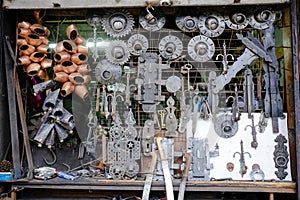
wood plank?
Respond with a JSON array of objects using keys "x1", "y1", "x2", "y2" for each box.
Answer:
[{"x1": 2, "y1": 0, "x2": 290, "y2": 9}]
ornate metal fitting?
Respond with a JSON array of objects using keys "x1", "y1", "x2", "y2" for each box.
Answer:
[
  {"x1": 105, "y1": 40, "x2": 130, "y2": 65},
  {"x1": 250, "y1": 164, "x2": 265, "y2": 181},
  {"x1": 139, "y1": 7, "x2": 166, "y2": 31},
  {"x1": 175, "y1": 16, "x2": 199, "y2": 32},
  {"x1": 142, "y1": 120, "x2": 155, "y2": 156},
  {"x1": 224, "y1": 10, "x2": 249, "y2": 30},
  {"x1": 249, "y1": 8, "x2": 275, "y2": 30},
  {"x1": 244, "y1": 115, "x2": 259, "y2": 149},
  {"x1": 233, "y1": 140, "x2": 251, "y2": 177},
  {"x1": 214, "y1": 113, "x2": 238, "y2": 138},
  {"x1": 158, "y1": 35, "x2": 183, "y2": 60},
  {"x1": 198, "y1": 12, "x2": 225, "y2": 37},
  {"x1": 95, "y1": 59, "x2": 122, "y2": 84},
  {"x1": 127, "y1": 34, "x2": 149, "y2": 56},
  {"x1": 216, "y1": 41, "x2": 234, "y2": 75},
  {"x1": 165, "y1": 75, "x2": 181, "y2": 93},
  {"x1": 243, "y1": 68, "x2": 255, "y2": 119},
  {"x1": 165, "y1": 96, "x2": 178, "y2": 137},
  {"x1": 273, "y1": 134, "x2": 289, "y2": 180},
  {"x1": 101, "y1": 9, "x2": 134, "y2": 38},
  {"x1": 188, "y1": 35, "x2": 215, "y2": 62}
]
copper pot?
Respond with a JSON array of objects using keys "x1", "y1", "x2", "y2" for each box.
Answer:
[
  {"x1": 66, "y1": 24, "x2": 78, "y2": 41},
  {"x1": 19, "y1": 44, "x2": 35, "y2": 56},
  {"x1": 55, "y1": 40, "x2": 77, "y2": 54},
  {"x1": 29, "y1": 52, "x2": 46, "y2": 62},
  {"x1": 18, "y1": 21, "x2": 31, "y2": 29},
  {"x1": 77, "y1": 64, "x2": 91, "y2": 75},
  {"x1": 74, "y1": 84, "x2": 89, "y2": 99},
  {"x1": 37, "y1": 69, "x2": 47, "y2": 80},
  {"x1": 77, "y1": 45, "x2": 89, "y2": 55},
  {"x1": 17, "y1": 55, "x2": 31, "y2": 66},
  {"x1": 53, "y1": 64, "x2": 63, "y2": 73},
  {"x1": 26, "y1": 33, "x2": 43, "y2": 46},
  {"x1": 18, "y1": 28, "x2": 31, "y2": 38},
  {"x1": 37, "y1": 44, "x2": 51, "y2": 54},
  {"x1": 60, "y1": 81, "x2": 75, "y2": 97},
  {"x1": 40, "y1": 36, "x2": 49, "y2": 45},
  {"x1": 25, "y1": 63, "x2": 41, "y2": 76},
  {"x1": 82, "y1": 75, "x2": 92, "y2": 85},
  {"x1": 71, "y1": 53, "x2": 88, "y2": 65},
  {"x1": 54, "y1": 71, "x2": 69, "y2": 83},
  {"x1": 69, "y1": 72, "x2": 84, "y2": 84},
  {"x1": 61, "y1": 61, "x2": 77, "y2": 74},
  {"x1": 40, "y1": 58, "x2": 53, "y2": 69},
  {"x1": 30, "y1": 24, "x2": 50, "y2": 36},
  {"x1": 17, "y1": 39, "x2": 27, "y2": 46},
  {"x1": 75, "y1": 35, "x2": 86, "y2": 45},
  {"x1": 54, "y1": 52, "x2": 71, "y2": 63}
]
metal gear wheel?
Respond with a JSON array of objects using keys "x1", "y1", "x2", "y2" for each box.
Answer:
[
  {"x1": 105, "y1": 40, "x2": 130, "y2": 65},
  {"x1": 175, "y1": 16, "x2": 199, "y2": 32},
  {"x1": 125, "y1": 161, "x2": 139, "y2": 178},
  {"x1": 101, "y1": 9, "x2": 134, "y2": 38},
  {"x1": 109, "y1": 163, "x2": 125, "y2": 180},
  {"x1": 188, "y1": 35, "x2": 215, "y2": 62},
  {"x1": 159, "y1": 35, "x2": 183, "y2": 60},
  {"x1": 224, "y1": 11, "x2": 249, "y2": 30},
  {"x1": 139, "y1": 10, "x2": 166, "y2": 31},
  {"x1": 213, "y1": 113, "x2": 238, "y2": 138},
  {"x1": 95, "y1": 59, "x2": 122, "y2": 84},
  {"x1": 127, "y1": 34, "x2": 149, "y2": 56},
  {"x1": 198, "y1": 12, "x2": 225, "y2": 37},
  {"x1": 249, "y1": 8, "x2": 275, "y2": 30}
]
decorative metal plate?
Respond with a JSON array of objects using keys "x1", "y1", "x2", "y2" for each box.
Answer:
[
  {"x1": 139, "y1": 10, "x2": 166, "y2": 31},
  {"x1": 127, "y1": 34, "x2": 149, "y2": 56},
  {"x1": 249, "y1": 8, "x2": 275, "y2": 30},
  {"x1": 95, "y1": 59, "x2": 122, "y2": 84},
  {"x1": 175, "y1": 16, "x2": 199, "y2": 32},
  {"x1": 213, "y1": 113, "x2": 238, "y2": 138},
  {"x1": 224, "y1": 11, "x2": 249, "y2": 30},
  {"x1": 101, "y1": 9, "x2": 134, "y2": 38},
  {"x1": 159, "y1": 35, "x2": 183, "y2": 60},
  {"x1": 165, "y1": 75, "x2": 181, "y2": 93},
  {"x1": 188, "y1": 35, "x2": 215, "y2": 62},
  {"x1": 198, "y1": 12, "x2": 225, "y2": 37},
  {"x1": 105, "y1": 40, "x2": 130, "y2": 65}
]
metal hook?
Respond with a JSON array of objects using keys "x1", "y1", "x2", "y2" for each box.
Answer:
[{"x1": 43, "y1": 148, "x2": 57, "y2": 165}]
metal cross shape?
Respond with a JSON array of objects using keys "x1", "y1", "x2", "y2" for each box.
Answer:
[
  {"x1": 233, "y1": 140, "x2": 251, "y2": 177},
  {"x1": 216, "y1": 41, "x2": 234, "y2": 75}
]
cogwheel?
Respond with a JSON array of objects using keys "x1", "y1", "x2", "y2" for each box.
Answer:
[
  {"x1": 127, "y1": 34, "x2": 149, "y2": 56},
  {"x1": 95, "y1": 59, "x2": 122, "y2": 84},
  {"x1": 198, "y1": 12, "x2": 225, "y2": 37},
  {"x1": 139, "y1": 9, "x2": 166, "y2": 31},
  {"x1": 224, "y1": 10, "x2": 249, "y2": 30},
  {"x1": 188, "y1": 35, "x2": 215, "y2": 62},
  {"x1": 175, "y1": 16, "x2": 199, "y2": 32},
  {"x1": 249, "y1": 8, "x2": 275, "y2": 30},
  {"x1": 105, "y1": 40, "x2": 130, "y2": 65},
  {"x1": 101, "y1": 9, "x2": 134, "y2": 38},
  {"x1": 159, "y1": 35, "x2": 183, "y2": 60}
]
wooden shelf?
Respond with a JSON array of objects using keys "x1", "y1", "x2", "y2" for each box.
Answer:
[{"x1": 10, "y1": 179, "x2": 296, "y2": 194}]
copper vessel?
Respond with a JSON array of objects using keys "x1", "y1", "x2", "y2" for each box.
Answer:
[
  {"x1": 55, "y1": 40, "x2": 77, "y2": 54},
  {"x1": 77, "y1": 45, "x2": 89, "y2": 55},
  {"x1": 40, "y1": 36, "x2": 49, "y2": 45},
  {"x1": 29, "y1": 52, "x2": 46, "y2": 62},
  {"x1": 82, "y1": 75, "x2": 92, "y2": 85},
  {"x1": 75, "y1": 35, "x2": 86, "y2": 45},
  {"x1": 66, "y1": 24, "x2": 78, "y2": 41},
  {"x1": 18, "y1": 21, "x2": 31, "y2": 29},
  {"x1": 69, "y1": 72, "x2": 84, "y2": 84},
  {"x1": 54, "y1": 71, "x2": 69, "y2": 83},
  {"x1": 77, "y1": 64, "x2": 91, "y2": 75},
  {"x1": 61, "y1": 61, "x2": 77, "y2": 74},
  {"x1": 26, "y1": 33, "x2": 43, "y2": 46},
  {"x1": 74, "y1": 85, "x2": 89, "y2": 99},
  {"x1": 17, "y1": 39, "x2": 27, "y2": 46},
  {"x1": 40, "y1": 58, "x2": 53, "y2": 69},
  {"x1": 18, "y1": 28, "x2": 31, "y2": 38},
  {"x1": 71, "y1": 53, "x2": 88, "y2": 65},
  {"x1": 54, "y1": 52, "x2": 71, "y2": 63},
  {"x1": 25, "y1": 63, "x2": 41, "y2": 76},
  {"x1": 37, "y1": 69, "x2": 47, "y2": 80},
  {"x1": 60, "y1": 81, "x2": 75, "y2": 97},
  {"x1": 30, "y1": 24, "x2": 50, "y2": 36},
  {"x1": 17, "y1": 55, "x2": 31, "y2": 66},
  {"x1": 19, "y1": 44, "x2": 35, "y2": 56},
  {"x1": 37, "y1": 44, "x2": 51, "y2": 54}
]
